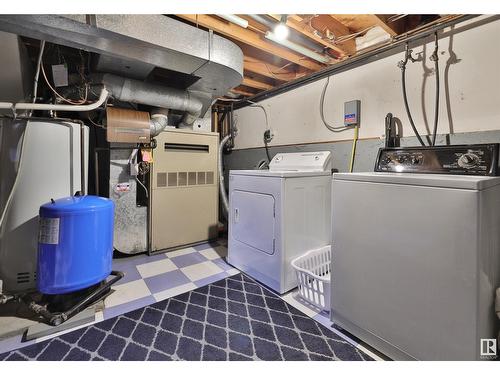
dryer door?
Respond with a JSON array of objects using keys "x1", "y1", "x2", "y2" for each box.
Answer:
[{"x1": 231, "y1": 190, "x2": 275, "y2": 255}]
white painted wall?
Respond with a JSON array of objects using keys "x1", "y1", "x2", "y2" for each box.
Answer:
[{"x1": 233, "y1": 16, "x2": 500, "y2": 150}]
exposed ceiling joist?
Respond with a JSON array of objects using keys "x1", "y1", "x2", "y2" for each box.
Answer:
[
  {"x1": 375, "y1": 15, "x2": 407, "y2": 35},
  {"x1": 305, "y1": 15, "x2": 357, "y2": 56},
  {"x1": 176, "y1": 14, "x2": 325, "y2": 71},
  {"x1": 333, "y1": 14, "x2": 398, "y2": 36},
  {"x1": 230, "y1": 87, "x2": 255, "y2": 97},
  {"x1": 242, "y1": 77, "x2": 273, "y2": 91},
  {"x1": 269, "y1": 14, "x2": 347, "y2": 59},
  {"x1": 243, "y1": 55, "x2": 306, "y2": 82},
  {"x1": 202, "y1": 13, "x2": 457, "y2": 106}
]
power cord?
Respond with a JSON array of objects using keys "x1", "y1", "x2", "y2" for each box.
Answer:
[
  {"x1": 246, "y1": 100, "x2": 273, "y2": 163},
  {"x1": 263, "y1": 129, "x2": 273, "y2": 163}
]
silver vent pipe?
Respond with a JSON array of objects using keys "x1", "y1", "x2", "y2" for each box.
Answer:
[
  {"x1": 149, "y1": 108, "x2": 169, "y2": 137},
  {"x1": 96, "y1": 74, "x2": 203, "y2": 127}
]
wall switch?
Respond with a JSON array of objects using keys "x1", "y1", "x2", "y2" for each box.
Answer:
[{"x1": 344, "y1": 100, "x2": 361, "y2": 127}]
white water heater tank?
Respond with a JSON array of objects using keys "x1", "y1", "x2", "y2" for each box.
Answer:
[{"x1": 0, "y1": 119, "x2": 88, "y2": 293}]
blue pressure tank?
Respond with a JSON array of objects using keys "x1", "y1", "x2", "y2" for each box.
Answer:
[{"x1": 37, "y1": 195, "x2": 114, "y2": 295}]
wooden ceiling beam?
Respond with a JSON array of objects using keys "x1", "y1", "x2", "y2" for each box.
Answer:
[
  {"x1": 176, "y1": 14, "x2": 325, "y2": 71},
  {"x1": 243, "y1": 55, "x2": 307, "y2": 82},
  {"x1": 242, "y1": 77, "x2": 274, "y2": 91},
  {"x1": 375, "y1": 15, "x2": 407, "y2": 35},
  {"x1": 371, "y1": 15, "x2": 398, "y2": 36},
  {"x1": 332, "y1": 14, "x2": 398, "y2": 36},
  {"x1": 269, "y1": 14, "x2": 348, "y2": 59},
  {"x1": 230, "y1": 88, "x2": 255, "y2": 97},
  {"x1": 305, "y1": 15, "x2": 357, "y2": 56}
]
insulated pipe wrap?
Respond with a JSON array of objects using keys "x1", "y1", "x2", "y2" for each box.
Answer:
[
  {"x1": 99, "y1": 74, "x2": 203, "y2": 125},
  {"x1": 150, "y1": 108, "x2": 169, "y2": 137}
]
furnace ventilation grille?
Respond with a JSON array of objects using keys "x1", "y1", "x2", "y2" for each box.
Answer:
[
  {"x1": 157, "y1": 171, "x2": 216, "y2": 188},
  {"x1": 157, "y1": 173, "x2": 167, "y2": 187},
  {"x1": 206, "y1": 171, "x2": 214, "y2": 184},
  {"x1": 198, "y1": 172, "x2": 206, "y2": 185},
  {"x1": 16, "y1": 272, "x2": 31, "y2": 284}
]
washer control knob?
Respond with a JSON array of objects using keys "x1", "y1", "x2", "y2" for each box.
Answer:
[{"x1": 458, "y1": 153, "x2": 479, "y2": 168}]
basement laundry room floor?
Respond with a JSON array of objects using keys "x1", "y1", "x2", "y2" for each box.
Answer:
[{"x1": 0, "y1": 239, "x2": 381, "y2": 361}]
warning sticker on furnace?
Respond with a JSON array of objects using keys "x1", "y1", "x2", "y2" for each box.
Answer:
[{"x1": 38, "y1": 217, "x2": 60, "y2": 245}]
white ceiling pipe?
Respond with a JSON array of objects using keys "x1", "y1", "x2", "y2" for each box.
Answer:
[
  {"x1": 13, "y1": 88, "x2": 109, "y2": 112},
  {"x1": 265, "y1": 31, "x2": 332, "y2": 64},
  {"x1": 0, "y1": 103, "x2": 14, "y2": 110},
  {"x1": 216, "y1": 14, "x2": 249, "y2": 29}
]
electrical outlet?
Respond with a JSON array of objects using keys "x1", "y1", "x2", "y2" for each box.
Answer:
[{"x1": 264, "y1": 129, "x2": 274, "y2": 143}]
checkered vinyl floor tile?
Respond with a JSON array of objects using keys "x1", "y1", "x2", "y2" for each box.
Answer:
[{"x1": 0, "y1": 273, "x2": 373, "y2": 361}]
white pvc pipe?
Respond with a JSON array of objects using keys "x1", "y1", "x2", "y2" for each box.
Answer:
[
  {"x1": 32, "y1": 40, "x2": 46, "y2": 105},
  {"x1": 14, "y1": 88, "x2": 109, "y2": 112},
  {"x1": 0, "y1": 103, "x2": 14, "y2": 110}
]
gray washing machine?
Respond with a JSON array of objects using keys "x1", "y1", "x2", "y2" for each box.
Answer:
[{"x1": 331, "y1": 145, "x2": 500, "y2": 360}]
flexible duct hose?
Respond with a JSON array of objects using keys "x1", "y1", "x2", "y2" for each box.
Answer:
[{"x1": 219, "y1": 135, "x2": 231, "y2": 218}]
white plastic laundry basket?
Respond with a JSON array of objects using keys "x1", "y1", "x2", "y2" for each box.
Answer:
[{"x1": 291, "y1": 245, "x2": 331, "y2": 311}]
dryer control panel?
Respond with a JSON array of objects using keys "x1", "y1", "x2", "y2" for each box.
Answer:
[
  {"x1": 375, "y1": 144, "x2": 499, "y2": 175},
  {"x1": 269, "y1": 151, "x2": 332, "y2": 172}
]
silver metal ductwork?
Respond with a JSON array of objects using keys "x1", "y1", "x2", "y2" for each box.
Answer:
[
  {"x1": 150, "y1": 109, "x2": 169, "y2": 137},
  {"x1": 98, "y1": 73, "x2": 201, "y2": 127},
  {"x1": 0, "y1": 14, "x2": 244, "y2": 120}
]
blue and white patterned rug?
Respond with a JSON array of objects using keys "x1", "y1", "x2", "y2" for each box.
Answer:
[{"x1": 0, "y1": 273, "x2": 372, "y2": 361}]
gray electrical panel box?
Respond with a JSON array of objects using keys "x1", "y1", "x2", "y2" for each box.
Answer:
[{"x1": 344, "y1": 100, "x2": 361, "y2": 126}]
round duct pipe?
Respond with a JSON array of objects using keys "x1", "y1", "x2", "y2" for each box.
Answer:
[
  {"x1": 97, "y1": 74, "x2": 203, "y2": 126},
  {"x1": 150, "y1": 108, "x2": 169, "y2": 137}
]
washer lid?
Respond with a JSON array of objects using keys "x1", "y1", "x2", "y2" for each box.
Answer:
[{"x1": 333, "y1": 172, "x2": 500, "y2": 190}]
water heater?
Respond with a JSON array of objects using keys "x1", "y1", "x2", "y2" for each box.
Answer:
[{"x1": 0, "y1": 118, "x2": 88, "y2": 294}]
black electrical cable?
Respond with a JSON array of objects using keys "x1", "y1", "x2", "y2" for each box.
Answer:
[
  {"x1": 401, "y1": 59, "x2": 426, "y2": 146},
  {"x1": 431, "y1": 32, "x2": 440, "y2": 146},
  {"x1": 264, "y1": 136, "x2": 272, "y2": 163}
]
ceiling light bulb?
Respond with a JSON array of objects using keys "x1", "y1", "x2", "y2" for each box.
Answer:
[{"x1": 273, "y1": 23, "x2": 289, "y2": 40}]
